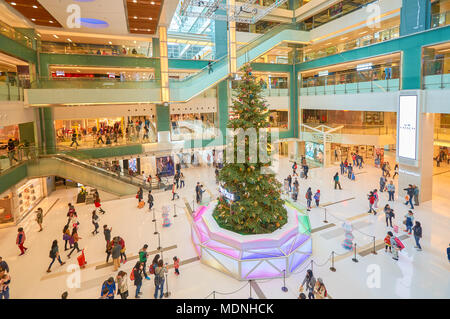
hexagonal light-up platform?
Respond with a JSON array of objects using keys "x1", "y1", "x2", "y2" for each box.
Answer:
[{"x1": 190, "y1": 201, "x2": 312, "y2": 280}]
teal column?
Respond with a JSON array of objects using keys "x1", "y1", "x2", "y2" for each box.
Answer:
[
  {"x1": 400, "y1": 0, "x2": 431, "y2": 36},
  {"x1": 402, "y1": 46, "x2": 422, "y2": 90},
  {"x1": 291, "y1": 64, "x2": 298, "y2": 138},
  {"x1": 152, "y1": 38, "x2": 160, "y2": 58},
  {"x1": 214, "y1": 1, "x2": 228, "y2": 59},
  {"x1": 40, "y1": 107, "x2": 56, "y2": 152},
  {"x1": 217, "y1": 80, "x2": 229, "y2": 146},
  {"x1": 289, "y1": 0, "x2": 300, "y2": 10},
  {"x1": 156, "y1": 104, "x2": 170, "y2": 132}
]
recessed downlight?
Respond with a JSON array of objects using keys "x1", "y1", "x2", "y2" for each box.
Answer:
[
  {"x1": 32, "y1": 5, "x2": 38, "y2": 8},
  {"x1": 31, "y1": 18, "x2": 36, "y2": 21},
  {"x1": 11, "y1": 2, "x2": 17, "y2": 6},
  {"x1": 53, "y1": 34, "x2": 59, "y2": 38},
  {"x1": 49, "y1": 20, "x2": 54, "y2": 23}
]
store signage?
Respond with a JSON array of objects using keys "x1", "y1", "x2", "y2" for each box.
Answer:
[
  {"x1": 356, "y1": 63, "x2": 373, "y2": 71},
  {"x1": 398, "y1": 95, "x2": 417, "y2": 160},
  {"x1": 318, "y1": 70, "x2": 329, "y2": 77},
  {"x1": 56, "y1": 71, "x2": 65, "y2": 77}
]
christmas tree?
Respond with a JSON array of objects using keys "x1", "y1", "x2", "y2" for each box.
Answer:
[{"x1": 213, "y1": 64, "x2": 287, "y2": 234}]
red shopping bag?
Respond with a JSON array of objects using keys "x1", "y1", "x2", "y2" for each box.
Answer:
[
  {"x1": 77, "y1": 249, "x2": 87, "y2": 268},
  {"x1": 94, "y1": 201, "x2": 101, "y2": 208},
  {"x1": 393, "y1": 225, "x2": 399, "y2": 233}
]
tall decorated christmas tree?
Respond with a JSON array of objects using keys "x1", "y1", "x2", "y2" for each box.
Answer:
[{"x1": 213, "y1": 64, "x2": 287, "y2": 234}]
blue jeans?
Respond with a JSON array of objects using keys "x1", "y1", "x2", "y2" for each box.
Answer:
[
  {"x1": 406, "y1": 223, "x2": 413, "y2": 233},
  {"x1": 388, "y1": 191, "x2": 394, "y2": 201},
  {"x1": 48, "y1": 256, "x2": 63, "y2": 270},
  {"x1": 135, "y1": 283, "x2": 142, "y2": 298},
  {"x1": 414, "y1": 236, "x2": 422, "y2": 249},
  {"x1": 0, "y1": 287, "x2": 9, "y2": 299},
  {"x1": 154, "y1": 280, "x2": 164, "y2": 299},
  {"x1": 307, "y1": 199, "x2": 311, "y2": 208},
  {"x1": 405, "y1": 197, "x2": 414, "y2": 209}
]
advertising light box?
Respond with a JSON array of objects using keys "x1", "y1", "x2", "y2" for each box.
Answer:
[{"x1": 398, "y1": 95, "x2": 418, "y2": 161}]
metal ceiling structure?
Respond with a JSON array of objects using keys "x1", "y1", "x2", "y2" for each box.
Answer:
[{"x1": 179, "y1": 0, "x2": 288, "y2": 24}]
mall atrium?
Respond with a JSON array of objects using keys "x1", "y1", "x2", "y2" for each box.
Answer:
[{"x1": 0, "y1": 0, "x2": 449, "y2": 301}]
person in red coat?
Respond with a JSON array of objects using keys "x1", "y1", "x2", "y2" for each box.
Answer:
[
  {"x1": 16, "y1": 227, "x2": 27, "y2": 256},
  {"x1": 118, "y1": 236, "x2": 127, "y2": 264}
]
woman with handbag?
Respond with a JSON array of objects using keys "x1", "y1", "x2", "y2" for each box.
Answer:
[
  {"x1": 137, "y1": 187, "x2": 143, "y2": 205},
  {"x1": 67, "y1": 228, "x2": 82, "y2": 259},
  {"x1": 118, "y1": 236, "x2": 127, "y2": 264},
  {"x1": 116, "y1": 271, "x2": 128, "y2": 299},
  {"x1": 299, "y1": 269, "x2": 316, "y2": 299},
  {"x1": 92, "y1": 210, "x2": 99, "y2": 235}
]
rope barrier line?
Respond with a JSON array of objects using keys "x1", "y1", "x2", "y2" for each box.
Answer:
[
  {"x1": 204, "y1": 281, "x2": 250, "y2": 298},
  {"x1": 322, "y1": 207, "x2": 376, "y2": 239}
]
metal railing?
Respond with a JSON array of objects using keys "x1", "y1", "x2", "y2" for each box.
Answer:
[
  {"x1": 301, "y1": 123, "x2": 396, "y2": 136},
  {"x1": 0, "y1": 77, "x2": 24, "y2": 101},
  {"x1": 431, "y1": 10, "x2": 450, "y2": 28},
  {"x1": 0, "y1": 19, "x2": 34, "y2": 49},
  {"x1": 30, "y1": 76, "x2": 161, "y2": 90}
]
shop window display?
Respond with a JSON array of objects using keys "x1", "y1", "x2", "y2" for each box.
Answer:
[
  {"x1": 269, "y1": 110, "x2": 289, "y2": 129},
  {"x1": 170, "y1": 113, "x2": 217, "y2": 141}
]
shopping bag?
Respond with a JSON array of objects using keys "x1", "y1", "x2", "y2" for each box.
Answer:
[
  {"x1": 77, "y1": 249, "x2": 87, "y2": 268},
  {"x1": 393, "y1": 225, "x2": 399, "y2": 233},
  {"x1": 138, "y1": 201, "x2": 145, "y2": 209},
  {"x1": 94, "y1": 201, "x2": 101, "y2": 208},
  {"x1": 394, "y1": 237, "x2": 405, "y2": 250}
]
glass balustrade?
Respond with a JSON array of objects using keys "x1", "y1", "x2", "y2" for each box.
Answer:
[
  {"x1": 299, "y1": 25, "x2": 400, "y2": 63},
  {"x1": 423, "y1": 57, "x2": 450, "y2": 89},
  {"x1": 0, "y1": 20, "x2": 34, "y2": 49},
  {"x1": 39, "y1": 41, "x2": 152, "y2": 58},
  {"x1": 299, "y1": 65, "x2": 400, "y2": 96},
  {"x1": 0, "y1": 77, "x2": 24, "y2": 101},
  {"x1": 434, "y1": 124, "x2": 450, "y2": 141},
  {"x1": 30, "y1": 77, "x2": 161, "y2": 90},
  {"x1": 301, "y1": 123, "x2": 396, "y2": 136},
  {"x1": 431, "y1": 10, "x2": 450, "y2": 28}
]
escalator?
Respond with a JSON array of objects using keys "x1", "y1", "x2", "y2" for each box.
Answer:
[
  {"x1": 0, "y1": 152, "x2": 169, "y2": 197},
  {"x1": 169, "y1": 24, "x2": 309, "y2": 102}
]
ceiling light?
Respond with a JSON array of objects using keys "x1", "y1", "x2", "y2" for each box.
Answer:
[
  {"x1": 133, "y1": 0, "x2": 137, "y2": 2},
  {"x1": 11, "y1": 2, "x2": 16, "y2": 6},
  {"x1": 31, "y1": 18, "x2": 36, "y2": 21},
  {"x1": 151, "y1": 1, "x2": 155, "y2": 4},
  {"x1": 109, "y1": 41, "x2": 112, "y2": 44},
  {"x1": 359, "y1": 31, "x2": 368, "y2": 35},
  {"x1": 134, "y1": 16, "x2": 137, "y2": 19},
  {"x1": 49, "y1": 20, "x2": 54, "y2": 23},
  {"x1": 53, "y1": 34, "x2": 59, "y2": 38},
  {"x1": 67, "y1": 38, "x2": 72, "y2": 42},
  {"x1": 134, "y1": 28, "x2": 138, "y2": 30},
  {"x1": 147, "y1": 29, "x2": 151, "y2": 31},
  {"x1": 33, "y1": 5, "x2": 38, "y2": 8},
  {"x1": 134, "y1": 40, "x2": 137, "y2": 43},
  {"x1": 148, "y1": 17, "x2": 152, "y2": 20}
]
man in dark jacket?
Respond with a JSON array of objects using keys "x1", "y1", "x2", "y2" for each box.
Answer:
[
  {"x1": 0, "y1": 257, "x2": 9, "y2": 273},
  {"x1": 404, "y1": 185, "x2": 415, "y2": 209},
  {"x1": 134, "y1": 262, "x2": 143, "y2": 298}
]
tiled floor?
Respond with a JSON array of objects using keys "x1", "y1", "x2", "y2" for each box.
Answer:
[{"x1": 0, "y1": 156, "x2": 449, "y2": 299}]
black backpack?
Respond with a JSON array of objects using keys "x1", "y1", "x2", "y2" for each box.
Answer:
[{"x1": 49, "y1": 248, "x2": 56, "y2": 259}]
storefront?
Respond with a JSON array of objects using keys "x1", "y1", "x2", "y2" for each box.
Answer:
[
  {"x1": 170, "y1": 112, "x2": 217, "y2": 141},
  {"x1": 0, "y1": 177, "x2": 46, "y2": 227}
]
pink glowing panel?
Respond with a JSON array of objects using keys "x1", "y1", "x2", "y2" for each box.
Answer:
[
  {"x1": 193, "y1": 206, "x2": 207, "y2": 222},
  {"x1": 279, "y1": 235, "x2": 297, "y2": 256},
  {"x1": 204, "y1": 239, "x2": 240, "y2": 259},
  {"x1": 241, "y1": 248, "x2": 284, "y2": 260},
  {"x1": 191, "y1": 229, "x2": 202, "y2": 257},
  {"x1": 243, "y1": 260, "x2": 283, "y2": 279}
]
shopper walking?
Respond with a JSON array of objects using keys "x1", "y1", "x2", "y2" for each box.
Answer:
[
  {"x1": 379, "y1": 175, "x2": 386, "y2": 192},
  {"x1": 100, "y1": 277, "x2": 116, "y2": 299},
  {"x1": 16, "y1": 227, "x2": 27, "y2": 256},
  {"x1": 412, "y1": 221, "x2": 422, "y2": 251},
  {"x1": 35, "y1": 207, "x2": 44, "y2": 232},
  {"x1": 303, "y1": 164, "x2": 309, "y2": 179},
  {"x1": 116, "y1": 271, "x2": 129, "y2": 299},
  {"x1": 299, "y1": 269, "x2": 316, "y2": 299},
  {"x1": 180, "y1": 173, "x2": 185, "y2": 188},
  {"x1": 111, "y1": 238, "x2": 122, "y2": 271},
  {"x1": 94, "y1": 191, "x2": 106, "y2": 214},
  {"x1": 173, "y1": 256, "x2": 180, "y2": 276},
  {"x1": 47, "y1": 240, "x2": 65, "y2": 273},
  {"x1": 154, "y1": 259, "x2": 168, "y2": 299},
  {"x1": 404, "y1": 184, "x2": 415, "y2": 209},
  {"x1": 103, "y1": 225, "x2": 112, "y2": 249},
  {"x1": 70, "y1": 131, "x2": 79, "y2": 147},
  {"x1": 138, "y1": 244, "x2": 151, "y2": 280},
  {"x1": 118, "y1": 236, "x2": 127, "y2": 264},
  {"x1": 292, "y1": 162, "x2": 298, "y2": 176},
  {"x1": 133, "y1": 261, "x2": 144, "y2": 298},
  {"x1": 368, "y1": 192, "x2": 376, "y2": 214},
  {"x1": 340, "y1": 161, "x2": 344, "y2": 175},
  {"x1": 171, "y1": 182, "x2": 179, "y2": 201},
  {"x1": 384, "y1": 232, "x2": 392, "y2": 253},
  {"x1": 386, "y1": 180, "x2": 395, "y2": 201},
  {"x1": 137, "y1": 187, "x2": 143, "y2": 204},
  {"x1": 413, "y1": 185, "x2": 420, "y2": 206},
  {"x1": 207, "y1": 61, "x2": 213, "y2": 74},
  {"x1": 63, "y1": 225, "x2": 72, "y2": 251},
  {"x1": 67, "y1": 228, "x2": 82, "y2": 258},
  {"x1": 383, "y1": 204, "x2": 394, "y2": 227},
  {"x1": 404, "y1": 210, "x2": 414, "y2": 235},
  {"x1": 314, "y1": 190, "x2": 320, "y2": 207},
  {"x1": 7, "y1": 138, "x2": 18, "y2": 166},
  {"x1": 105, "y1": 240, "x2": 113, "y2": 263},
  {"x1": 305, "y1": 188, "x2": 312, "y2": 211},
  {"x1": 389, "y1": 231, "x2": 400, "y2": 261},
  {"x1": 287, "y1": 175, "x2": 292, "y2": 192},
  {"x1": 92, "y1": 210, "x2": 99, "y2": 235},
  {"x1": 333, "y1": 173, "x2": 342, "y2": 190},
  {"x1": 147, "y1": 190, "x2": 154, "y2": 210}
]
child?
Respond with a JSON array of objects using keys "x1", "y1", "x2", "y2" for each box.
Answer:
[
  {"x1": 384, "y1": 233, "x2": 392, "y2": 253},
  {"x1": 173, "y1": 256, "x2": 180, "y2": 276},
  {"x1": 314, "y1": 190, "x2": 320, "y2": 207}
]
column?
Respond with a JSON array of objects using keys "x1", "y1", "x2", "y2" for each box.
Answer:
[
  {"x1": 159, "y1": 26, "x2": 169, "y2": 102},
  {"x1": 156, "y1": 104, "x2": 170, "y2": 143},
  {"x1": 400, "y1": 0, "x2": 431, "y2": 36},
  {"x1": 397, "y1": 92, "x2": 434, "y2": 203},
  {"x1": 39, "y1": 107, "x2": 56, "y2": 153},
  {"x1": 228, "y1": 0, "x2": 237, "y2": 75},
  {"x1": 214, "y1": 1, "x2": 228, "y2": 59}
]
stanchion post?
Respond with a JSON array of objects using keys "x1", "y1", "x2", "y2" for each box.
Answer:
[
  {"x1": 352, "y1": 243, "x2": 359, "y2": 263},
  {"x1": 213, "y1": 291, "x2": 216, "y2": 299},
  {"x1": 157, "y1": 232, "x2": 162, "y2": 251},
  {"x1": 248, "y1": 280, "x2": 253, "y2": 299},
  {"x1": 329, "y1": 251, "x2": 336, "y2": 272},
  {"x1": 281, "y1": 269, "x2": 288, "y2": 292},
  {"x1": 372, "y1": 236, "x2": 377, "y2": 255},
  {"x1": 310, "y1": 259, "x2": 313, "y2": 272},
  {"x1": 153, "y1": 218, "x2": 158, "y2": 235},
  {"x1": 164, "y1": 273, "x2": 171, "y2": 298},
  {"x1": 173, "y1": 204, "x2": 177, "y2": 218},
  {"x1": 152, "y1": 208, "x2": 156, "y2": 222},
  {"x1": 323, "y1": 207, "x2": 328, "y2": 223}
]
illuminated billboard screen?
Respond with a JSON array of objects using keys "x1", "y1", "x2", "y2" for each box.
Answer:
[{"x1": 398, "y1": 95, "x2": 417, "y2": 160}]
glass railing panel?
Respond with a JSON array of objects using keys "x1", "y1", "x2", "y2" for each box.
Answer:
[
  {"x1": 431, "y1": 11, "x2": 450, "y2": 28},
  {"x1": 30, "y1": 77, "x2": 161, "y2": 90},
  {"x1": 0, "y1": 20, "x2": 34, "y2": 49},
  {"x1": 39, "y1": 41, "x2": 152, "y2": 58},
  {"x1": 0, "y1": 79, "x2": 24, "y2": 101},
  {"x1": 423, "y1": 58, "x2": 450, "y2": 89}
]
